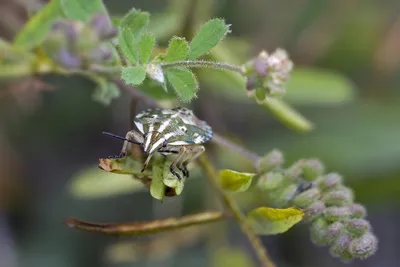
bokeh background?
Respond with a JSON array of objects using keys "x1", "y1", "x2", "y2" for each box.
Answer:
[{"x1": 1, "y1": 0, "x2": 400, "y2": 266}]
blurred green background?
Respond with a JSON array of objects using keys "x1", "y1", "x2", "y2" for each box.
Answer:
[{"x1": 1, "y1": 0, "x2": 400, "y2": 266}]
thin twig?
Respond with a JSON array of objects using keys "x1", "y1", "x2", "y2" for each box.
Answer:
[
  {"x1": 198, "y1": 156, "x2": 276, "y2": 267},
  {"x1": 212, "y1": 133, "x2": 260, "y2": 163},
  {"x1": 66, "y1": 211, "x2": 226, "y2": 235}
]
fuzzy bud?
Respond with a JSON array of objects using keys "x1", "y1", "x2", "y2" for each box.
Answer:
[
  {"x1": 316, "y1": 173, "x2": 342, "y2": 191},
  {"x1": 90, "y1": 13, "x2": 118, "y2": 40},
  {"x1": 257, "y1": 149, "x2": 284, "y2": 173},
  {"x1": 246, "y1": 75, "x2": 257, "y2": 91},
  {"x1": 293, "y1": 187, "x2": 320, "y2": 208},
  {"x1": 284, "y1": 162, "x2": 303, "y2": 181},
  {"x1": 310, "y1": 218, "x2": 328, "y2": 246},
  {"x1": 56, "y1": 49, "x2": 81, "y2": 68},
  {"x1": 324, "y1": 222, "x2": 344, "y2": 245},
  {"x1": 87, "y1": 44, "x2": 113, "y2": 62},
  {"x1": 329, "y1": 233, "x2": 352, "y2": 258},
  {"x1": 345, "y1": 219, "x2": 371, "y2": 237},
  {"x1": 274, "y1": 184, "x2": 298, "y2": 207},
  {"x1": 257, "y1": 172, "x2": 284, "y2": 191},
  {"x1": 321, "y1": 187, "x2": 354, "y2": 206},
  {"x1": 324, "y1": 206, "x2": 352, "y2": 222},
  {"x1": 348, "y1": 233, "x2": 378, "y2": 259},
  {"x1": 348, "y1": 203, "x2": 367, "y2": 219},
  {"x1": 300, "y1": 159, "x2": 324, "y2": 181},
  {"x1": 304, "y1": 200, "x2": 325, "y2": 222}
]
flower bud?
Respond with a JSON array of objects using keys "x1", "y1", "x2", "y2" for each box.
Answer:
[
  {"x1": 56, "y1": 49, "x2": 81, "y2": 68},
  {"x1": 87, "y1": 44, "x2": 113, "y2": 62},
  {"x1": 293, "y1": 187, "x2": 320, "y2": 208},
  {"x1": 90, "y1": 13, "x2": 118, "y2": 40},
  {"x1": 329, "y1": 233, "x2": 352, "y2": 258},
  {"x1": 324, "y1": 206, "x2": 351, "y2": 222},
  {"x1": 348, "y1": 233, "x2": 378, "y2": 259},
  {"x1": 274, "y1": 184, "x2": 298, "y2": 207},
  {"x1": 300, "y1": 159, "x2": 324, "y2": 181},
  {"x1": 321, "y1": 187, "x2": 354, "y2": 206},
  {"x1": 324, "y1": 222, "x2": 344, "y2": 246},
  {"x1": 304, "y1": 200, "x2": 325, "y2": 222},
  {"x1": 245, "y1": 75, "x2": 257, "y2": 91},
  {"x1": 316, "y1": 173, "x2": 342, "y2": 191},
  {"x1": 310, "y1": 218, "x2": 328, "y2": 246},
  {"x1": 256, "y1": 172, "x2": 284, "y2": 190},
  {"x1": 284, "y1": 162, "x2": 303, "y2": 181},
  {"x1": 345, "y1": 219, "x2": 370, "y2": 237},
  {"x1": 257, "y1": 149, "x2": 284, "y2": 173},
  {"x1": 348, "y1": 203, "x2": 367, "y2": 219},
  {"x1": 253, "y1": 56, "x2": 268, "y2": 77},
  {"x1": 255, "y1": 87, "x2": 266, "y2": 101}
]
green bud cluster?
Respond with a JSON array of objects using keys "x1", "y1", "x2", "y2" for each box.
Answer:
[
  {"x1": 256, "y1": 151, "x2": 378, "y2": 262},
  {"x1": 244, "y1": 49, "x2": 293, "y2": 102},
  {"x1": 42, "y1": 13, "x2": 118, "y2": 69}
]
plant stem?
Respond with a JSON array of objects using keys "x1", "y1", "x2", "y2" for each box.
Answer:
[
  {"x1": 198, "y1": 156, "x2": 276, "y2": 267},
  {"x1": 212, "y1": 133, "x2": 261, "y2": 163},
  {"x1": 161, "y1": 60, "x2": 245, "y2": 74},
  {"x1": 66, "y1": 211, "x2": 226, "y2": 235}
]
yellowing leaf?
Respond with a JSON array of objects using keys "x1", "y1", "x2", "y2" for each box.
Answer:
[
  {"x1": 69, "y1": 166, "x2": 144, "y2": 199},
  {"x1": 219, "y1": 169, "x2": 255, "y2": 192},
  {"x1": 247, "y1": 207, "x2": 304, "y2": 235},
  {"x1": 98, "y1": 157, "x2": 146, "y2": 175}
]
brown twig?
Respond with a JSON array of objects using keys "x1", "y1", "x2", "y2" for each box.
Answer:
[
  {"x1": 198, "y1": 156, "x2": 276, "y2": 267},
  {"x1": 66, "y1": 211, "x2": 226, "y2": 235}
]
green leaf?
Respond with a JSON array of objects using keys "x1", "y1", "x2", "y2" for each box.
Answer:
[
  {"x1": 121, "y1": 66, "x2": 147, "y2": 85},
  {"x1": 286, "y1": 68, "x2": 355, "y2": 105},
  {"x1": 69, "y1": 167, "x2": 144, "y2": 199},
  {"x1": 219, "y1": 169, "x2": 255, "y2": 192},
  {"x1": 247, "y1": 207, "x2": 304, "y2": 235},
  {"x1": 166, "y1": 69, "x2": 198, "y2": 102},
  {"x1": 91, "y1": 78, "x2": 120, "y2": 105},
  {"x1": 60, "y1": 0, "x2": 107, "y2": 21},
  {"x1": 120, "y1": 8, "x2": 150, "y2": 37},
  {"x1": 187, "y1": 18, "x2": 230, "y2": 60},
  {"x1": 139, "y1": 32, "x2": 155, "y2": 64},
  {"x1": 13, "y1": 0, "x2": 64, "y2": 49},
  {"x1": 163, "y1": 37, "x2": 189, "y2": 62},
  {"x1": 118, "y1": 27, "x2": 139, "y2": 64},
  {"x1": 150, "y1": 154, "x2": 166, "y2": 201}
]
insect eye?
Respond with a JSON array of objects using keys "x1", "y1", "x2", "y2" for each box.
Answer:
[
  {"x1": 180, "y1": 126, "x2": 187, "y2": 133},
  {"x1": 162, "y1": 140, "x2": 168, "y2": 147}
]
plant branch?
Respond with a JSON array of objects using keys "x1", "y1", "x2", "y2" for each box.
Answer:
[
  {"x1": 198, "y1": 156, "x2": 276, "y2": 267},
  {"x1": 66, "y1": 211, "x2": 226, "y2": 235},
  {"x1": 161, "y1": 60, "x2": 245, "y2": 74}
]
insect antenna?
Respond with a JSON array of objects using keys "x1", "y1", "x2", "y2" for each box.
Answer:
[{"x1": 102, "y1": 131, "x2": 141, "y2": 145}]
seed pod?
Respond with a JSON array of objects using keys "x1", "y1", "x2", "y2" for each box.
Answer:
[{"x1": 348, "y1": 233, "x2": 378, "y2": 259}]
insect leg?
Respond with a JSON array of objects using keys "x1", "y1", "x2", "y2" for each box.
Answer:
[
  {"x1": 169, "y1": 146, "x2": 187, "y2": 180},
  {"x1": 179, "y1": 146, "x2": 205, "y2": 178},
  {"x1": 105, "y1": 130, "x2": 143, "y2": 159}
]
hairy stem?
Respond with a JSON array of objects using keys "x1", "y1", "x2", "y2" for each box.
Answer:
[
  {"x1": 198, "y1": 156, "x2": 276, "y2": 267},
  {"x1": 66, "y1": 211, "x2": 226, "y2": 235},
  {"x1": 161, "y1": 60, "x2": 245, "y2": 74}
]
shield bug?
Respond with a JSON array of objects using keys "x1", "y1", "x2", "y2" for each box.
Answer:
[{"x1": 104, "y1": 107, "x2": 213, "y2": 179}]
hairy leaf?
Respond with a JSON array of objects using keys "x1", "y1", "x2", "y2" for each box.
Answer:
[
  {"x1": 139, "y1": 32, "x2": 155, "y2": 64},
  {"x1": 121, "y1": 66, "x2": 147, "y2": 85},
  {"x1": 163, "y1": 37, "x2": 189, "y2": 62},
  {"x1": 13, "y1": 0, "x2": 64, "y2": 49},
  {"x1": 187, "y1": 18, "x2": 230, "y2": 60},
  {"x1": 118, "y1": 28, "x2": 139, "y2": 64},
  {"x1": 247, "y1": 207, "x2": 304, "y2": 235},
  {"x1": 60, "y1": 0, "x2": 107, "y2": 21},
  {"x1": 219, "y1": 169, "x2": 255, "y2": 192},
  {"x1": 120, "y1": 8, "x2": 149, "y2": 37},
  {"x1": 166, "y1": 69, "x2": 198, "y2": 102},
  {"x1": 69, "y1": 166, "x2": 144, "y2": 199}
]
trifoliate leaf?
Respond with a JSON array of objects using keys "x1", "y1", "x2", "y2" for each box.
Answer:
[
  {"x1": 121, "y1": 66, "x2": 147, "y2": 85},
  {"x1": 139, "y1": 32, "x2": 155, "y2": 64},
  {"x1": 219, "y1": 169, "x2": 255, "y2": 192},
  {"x1": 163, "y1": 37, "x2": 189, "y2": 62},
  {"x1": 120, "y1": 8, "x2": 149, "y2": 37},
  {"x1": 247, "y1": 207, "x2": 304, "y2": 235},
  {"x1": 187, "y1": 18, "x2": 230, "y2": 60},
  {"x1": 60, "y1": 0, "x2": 107, "y2": 21},
  {"x1": 118, "y1": 28, "x2": 139, "y2": 64},
  {"x1": 166, "y1": 68, "x2": 198, "y2": 102}
]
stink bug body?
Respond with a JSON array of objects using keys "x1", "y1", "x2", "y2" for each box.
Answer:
[{"x1": 104, "y1": 107, "x2": 213, "y2": 179}]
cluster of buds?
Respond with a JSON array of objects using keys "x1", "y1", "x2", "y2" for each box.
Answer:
[
  {"x1": 42, "y1": 13, "x2": 118, "y2": 69},
  {"x1": 244, "y1": 49, "x2": 293, "y2": 101},
  {"x1": 256, "y1": 150, "x2": 378, "y2": 262}
]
